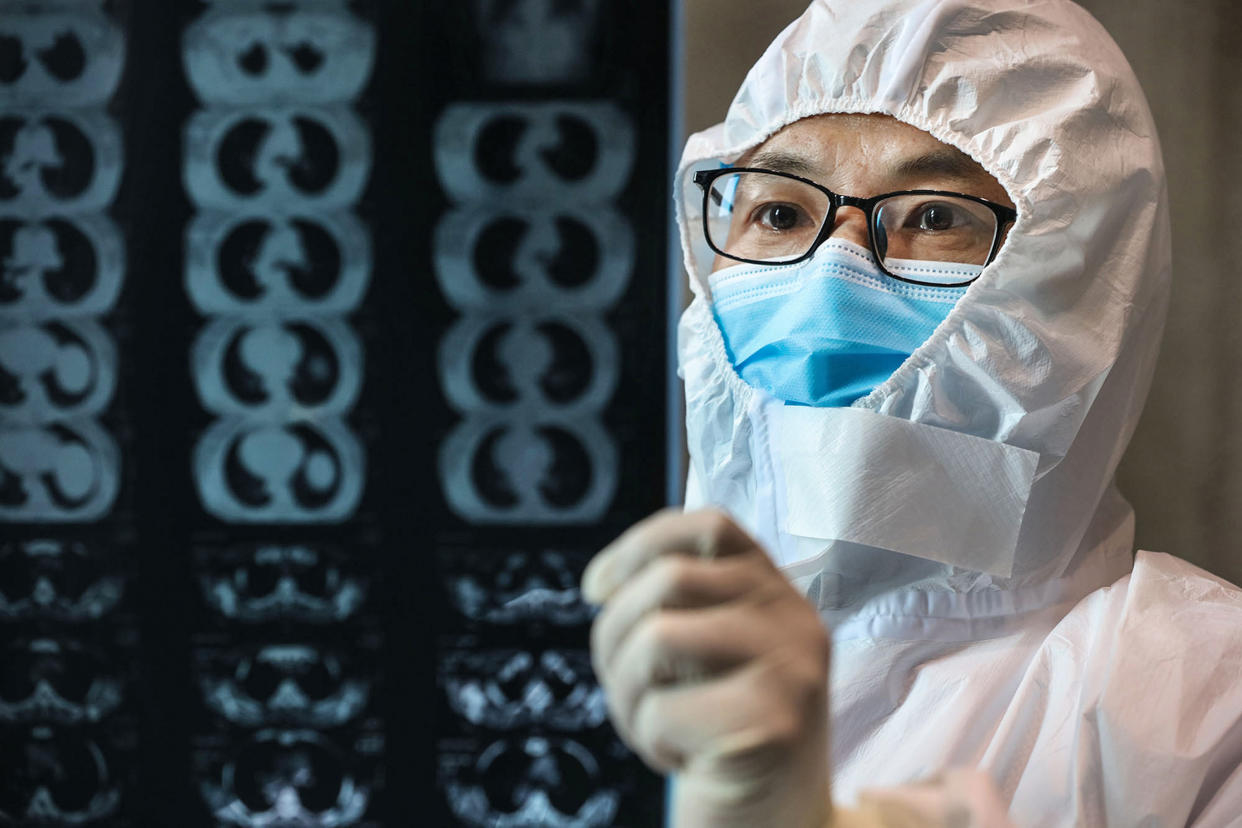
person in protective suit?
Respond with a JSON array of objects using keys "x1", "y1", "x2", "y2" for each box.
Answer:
[{"x1": 583, "y1": 0, "x2": 1242, "y2": 825}]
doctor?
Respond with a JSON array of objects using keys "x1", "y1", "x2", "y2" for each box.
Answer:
[{"x1": 584, "y1": 1, "x2": 1242, "y2": 826}]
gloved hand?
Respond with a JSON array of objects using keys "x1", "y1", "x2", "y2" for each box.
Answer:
[{"x1": 583, "y1": 508, "x2": 831, "y2": 828}]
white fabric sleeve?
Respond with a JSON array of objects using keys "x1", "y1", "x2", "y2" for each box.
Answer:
[{"x1": 831, "y1": 769, "x2": 1015, "y2": 828}]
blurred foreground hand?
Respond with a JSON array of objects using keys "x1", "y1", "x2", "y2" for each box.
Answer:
[{"x1": 582, "y1": 509, "x2": 831, "y2": 828}]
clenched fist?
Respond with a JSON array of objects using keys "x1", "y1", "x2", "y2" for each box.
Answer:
[{"x1": 582, "y1": 509, "x2": 832, "y2": 828}]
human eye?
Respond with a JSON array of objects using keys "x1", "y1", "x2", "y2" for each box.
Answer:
[
  {"x1": 751, "y1": 201, "x2": 811, "y2": 232},
  {"x1": 906, "y1": 200, "x2": 982, "y2": 233},
  {"x1": 876, "y1": 193, "x2": 997, "y2": 265},
  {"x1": 714, "y1": 172, "x2": 827, "y2": 262}
]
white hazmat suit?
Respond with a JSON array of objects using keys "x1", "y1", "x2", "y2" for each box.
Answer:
[{"x1": 674, "y1": 0, "x2": 1242, "y2": 824}]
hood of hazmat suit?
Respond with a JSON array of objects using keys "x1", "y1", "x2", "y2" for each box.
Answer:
[{"x1": 675, "y1": 0, "x2": 1242, "y2": 824}]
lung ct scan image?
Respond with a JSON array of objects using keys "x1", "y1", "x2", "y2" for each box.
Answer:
[{"x1": 0, "y1": 2, "x2": 671, "y2": 826}]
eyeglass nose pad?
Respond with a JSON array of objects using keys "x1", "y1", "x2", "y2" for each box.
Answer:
[{"x1": 825, "y1": 205, "x2": 872, "y2": 251}]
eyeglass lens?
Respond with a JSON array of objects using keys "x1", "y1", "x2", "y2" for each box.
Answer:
[{"x1": 704, "y1": 171, "x2": 998, "y2": 277}]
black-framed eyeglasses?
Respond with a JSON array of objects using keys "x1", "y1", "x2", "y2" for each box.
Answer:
[{"x1": 693, "y1": 167, "x2": 1018, "y2": 288}]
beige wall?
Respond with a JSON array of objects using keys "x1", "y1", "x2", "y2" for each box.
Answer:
[
  {"x1": 682, "y1": 0, "x2": 810, "y2": 141},
  {"x1": 682, "y1": 0, "x2": 1242, "y2": 583}
]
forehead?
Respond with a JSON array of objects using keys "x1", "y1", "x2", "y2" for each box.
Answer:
[
  {"x1": 759, "y1": 113, "x2": 949, "y2": 152},
  {"x1": 742, "y1": 113, "x2": 1010, "y2": 204}
]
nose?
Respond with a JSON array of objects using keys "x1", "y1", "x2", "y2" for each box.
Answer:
[{"x1": 826, "y1": 205, "x2": 872, "y2": 250}]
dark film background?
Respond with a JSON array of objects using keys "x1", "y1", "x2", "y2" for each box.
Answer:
[{"x1": 0, "y1": 1, "x2": 672, "y2": 825}]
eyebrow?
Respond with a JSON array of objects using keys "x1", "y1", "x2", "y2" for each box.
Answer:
[
  {"x1": 743, "y1": 147, "x2": 991, "y2": 187},
  {"x1": 891, "y1": 149, "x2": 990, "y2": 184},
  {"x1": 744, "y1": 150, "x2": 821, "y2": 177}
]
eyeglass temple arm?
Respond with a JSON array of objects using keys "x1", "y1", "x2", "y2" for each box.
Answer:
[{"x1": 693, "y1": 171, "x2": 726, "y2": 208}]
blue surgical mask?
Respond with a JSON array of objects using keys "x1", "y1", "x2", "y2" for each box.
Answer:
[{"x1": 708, "y1": 240, "x2": 976, "y2": 407}]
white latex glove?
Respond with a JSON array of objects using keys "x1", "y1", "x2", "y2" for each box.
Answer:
[{"x1": 582, "y1": 508, "x2": 831, "y2": 828}]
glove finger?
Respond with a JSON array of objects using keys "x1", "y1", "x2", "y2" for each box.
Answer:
[
  {"x1": 605, "y1": 599, "x2": 785, "y2": 739},
  {"x1": 630, "y1": 655, "x2": 804, "y2": 774},
  {"x1": 631, "y1": 654, "x2": 825, "y2": 775},
  {"x1": 582, "y1": 508, "x2": 765, "y2": 604},
  {"x1": 592, "y1": 554, "x2": 765, "y2": 680}
]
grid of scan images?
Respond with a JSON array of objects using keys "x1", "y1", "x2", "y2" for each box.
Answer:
[{"x1": 1, "y1": 1, "x2": 672, "y2": 825}]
